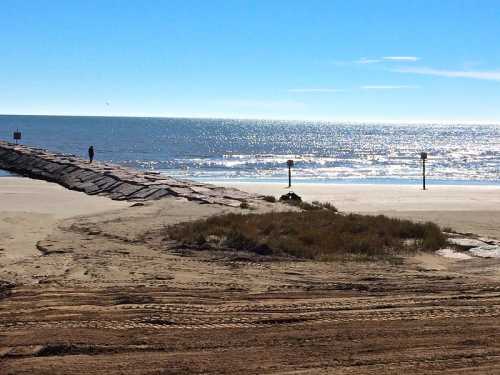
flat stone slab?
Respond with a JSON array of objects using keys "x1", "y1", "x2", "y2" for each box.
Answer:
[
  {"x1": 448, "y1": 238, "x2": 488, "y2": 249},
  {"x1": 0, "y1": 141, "x2": 263, "y2": 206},
  {"x1": 469, "y1": 245, "x2": 500, "y2": 258},
  {"x1": 477, "y1": 237, "x2": 500, "y2": 246}
]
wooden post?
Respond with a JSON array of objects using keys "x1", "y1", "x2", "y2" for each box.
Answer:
[
  {"x1": 287, "y1": 159, "x2": 294, "y2": 188},
  {"x1": 420, "y1": 152, "x2": 427, "y2": 190}
]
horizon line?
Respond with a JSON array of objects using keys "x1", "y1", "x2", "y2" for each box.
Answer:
[{"x1": 1, "y1": 112, "x2": 500, "y2": 126}]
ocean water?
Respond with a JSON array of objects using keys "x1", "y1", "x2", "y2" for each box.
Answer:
[{"x1": 0, "y1": 115, "x2": 499, "y2": 185}]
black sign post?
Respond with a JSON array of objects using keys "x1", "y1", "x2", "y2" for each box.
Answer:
[
  {"x1": 287, "y1": 159, "x2": 294, "y2": 188},
  {"x1": 13, "y1": 130, "x2": 22, "y2": 145},
  {"x1": 420, "y1": 152, "x2": 427, "y2": 190}
]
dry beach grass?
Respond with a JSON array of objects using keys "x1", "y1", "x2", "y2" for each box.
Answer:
[{"x1": 167, "y1": 208, "x2": 447, "y2": 261}]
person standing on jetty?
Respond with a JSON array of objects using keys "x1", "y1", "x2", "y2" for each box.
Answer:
[{"x1": 88, "y1": 145, "x2": 94, "y2": 163}]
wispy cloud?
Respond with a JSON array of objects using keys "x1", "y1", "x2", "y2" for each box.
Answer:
[
  {"x1": 383, "y1": 56, "x2": 419, "y2": 62},
  {"x1": 355, "y1": 56, "x2": 419, "y2": 64},
  {"x1": 394, "y1": 67, "x2": 500, "y2": 81},
  {"x1": 361, "y1": 85, "x2": 420, "y2": 90},
  {"x1": 288, "y1": 88, "x2": 346, "y2": 93},
  {"x1": 289, "y1": 86, "x2": 418, "y2": 92},
  {"x1": 355, "y1": 57, "x2": 382, "y2": 64}
]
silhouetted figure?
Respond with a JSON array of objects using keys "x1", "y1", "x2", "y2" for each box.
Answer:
[{"x1": 88, "y1": 146, "x2": 94, "y2": 163}]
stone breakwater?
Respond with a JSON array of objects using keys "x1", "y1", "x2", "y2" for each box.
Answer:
[{"x1": 0, "y1": 141, "x2": 257, "y2": 206}]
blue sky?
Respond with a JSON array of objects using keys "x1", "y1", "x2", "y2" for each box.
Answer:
[{"x1": 1, "y1": 0, "x2": 500, "y2": 122}]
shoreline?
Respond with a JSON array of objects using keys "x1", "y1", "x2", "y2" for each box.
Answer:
[
  {"x1": 188, "y1": 176, "x2": 500, "y2": 187},
  {"x1": 3, "y1": 174, "x2": 500, "y2": 187},
  {"x1": 4, "y1": 170, "x2": 500, "y2": 186}
]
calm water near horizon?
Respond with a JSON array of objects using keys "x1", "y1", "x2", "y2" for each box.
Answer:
[{"x1": 0, "y1": 115, "x2": 499, "y2": 185}]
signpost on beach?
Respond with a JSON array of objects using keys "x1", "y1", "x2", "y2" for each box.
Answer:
[
  {"x1": 13, "y1": 130, "x2": 21, "y2": 145},
  {"x1": 420, "y1": 152, "x2": 427, "y2": 190},
  {"x1": 287, "y1": 159, "x2": 294, "y2": 188}
]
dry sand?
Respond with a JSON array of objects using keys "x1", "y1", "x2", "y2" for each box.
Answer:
[
  {"x1": 0, "y1": 176, "x2": 128, "y2": 218},
  {"x1": 0, "y1": 176, "x2": 282, "y2": 286},
  {"x1": 2, "y1": 177, "x2": 500, "y2": 374},
  {"x1": 1, "y1": 176, "x2": 499, "y2": 287},
  {"x1": 0, "y1": 177, "x2": 128, "y2": 263},
  {"x1": 216, "y1": 182, "x2": 500, "y2": 239},
  {"x1": 1, "y1": 177, "x2": 499, "y2": 273}
]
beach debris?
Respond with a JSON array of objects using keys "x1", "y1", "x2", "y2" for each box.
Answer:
[
  {"x1": 239, "y1": 201, "x2": 250, "y2": 209},
  {"x1": 36, "y1": 240, "x2": 69, "y2": 255},
  {"x1": 469, "y1": 245, "x2": 500, "y2": 258},
  {"x1": 0, "y1": 280, "x2": 15, "y2": 299},
  {"x1": 280, "y1": 191, "x2": 302, "y2": 202}
]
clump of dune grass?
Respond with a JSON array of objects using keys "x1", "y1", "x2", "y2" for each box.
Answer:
[
  {"x1": 283, "y1": 199, "x2": 338, "y2": 212},
  {"x1": 262, "y1": 195, "x2": 276, "y2": 203},
  {"x1": 166, "y1": 210, "x2": 446, "y2": 261}
]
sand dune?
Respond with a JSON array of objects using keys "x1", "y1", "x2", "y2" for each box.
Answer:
[{"x1": 216, "y1": 182, "x2": 500, "y2": 239}]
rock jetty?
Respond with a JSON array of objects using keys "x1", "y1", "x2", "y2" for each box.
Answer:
[{"x1": 0, "y1": 141, "x2": 257, "y2": 206}]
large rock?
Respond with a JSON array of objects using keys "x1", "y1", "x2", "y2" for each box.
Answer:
[
  {"x1": 469, "y1": 245, "x2": 500, "y2": 258},
  {"x1": 448, "y1": 238, "x2": 487, "y2": 249},
  {"x1": 0, "y1": 141, "x2": 263, "y2": 206}
]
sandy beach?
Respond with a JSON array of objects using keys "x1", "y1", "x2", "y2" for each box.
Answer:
[
  {"x1": 2, "y1": 1, "x2": 500, "y2": 372},
  {"x1": 2, "y1": 177, "x2": 499, "y2": 256},
  {"x1": 0, "y1": 176, "x2": 129, "y2": 218},
  {"x1": 216, "y1": 182, "x2": 500, "y2": 239},
  {"x1": 1, "y1": 176, "x2": 500, "y2": 374},
  {"x1": 1, "y1": 177, "x2": 499, "y2": 270},
  {"x1": 1, "y1": 175, "x2": 499, "y2": 285},
  {"x1": 0, "y1": 177, "x2": 128, "y2": 263}
]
